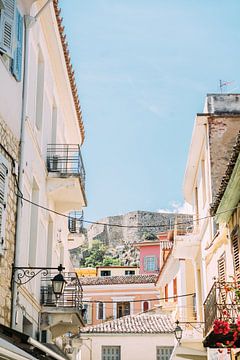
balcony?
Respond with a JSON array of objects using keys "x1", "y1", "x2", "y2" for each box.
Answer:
[
  {"x1": 40, "y1": 271, "x2": 85, "y2": 338},
  {"x1": 68, "y1": 211, "x2": 84, "y2": 234},
  {"x1": 173, "y1": 216, "x2": 200, "y2": 260},
  {"x1": 46, "y1": 144, "x2": 87, "y2": 211},
  {"x1": 203, "y1": 281, "x2": 240, "y2": 348}
]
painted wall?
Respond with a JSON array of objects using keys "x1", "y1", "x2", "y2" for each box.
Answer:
[
  {"x1": 77, "y1": 334, "x2": 175, "y2": 360},
  {"x1": 139, "y1": 244, "x2": 160, "y2": 274},
  {"x1": 82, "y1": 282, "x2": 160, "y2": 325}
]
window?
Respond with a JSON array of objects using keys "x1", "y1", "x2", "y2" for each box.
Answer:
[
  {"x1": 218, "y1": 253, "x2": 226, "y2": 283},
  {"x1": 0, "y1": 1, "x2": 23, "y2": 80},
  {"x1": 144, "y1": 256, "x2": 157, "y2": 271},
  {"x1": 100, "y1": 270, "x2": 111, "y2": 277},
  {"x1": 125, "y1": 270, "x2": 135, "y2": 276},
  {"x1": 231, "y1": 226, "x2": 240, "y2": 280},
  {"x1": 173, "y1": 278, "x2": 177, "y2": 302},
  {"x1": 142, "y1": 301, "x2": 149, "y2": 312},
  {"x1": 82, "y1": 303, "x2": 92, "y2": 324},
  {"x1": 102, "y1": 346, "x2": 120, "y2": 360},
  {"x1": 156, "y1": 347, "x2": 173, "y2": 360},
  {"x1": 117, "y1": 302, "x2": 130, "y2": 318},
  {"x1": 0, "y1": 0, "x2": 16, "y2": 57},
  {"x1": 35, "y1": 47, "x2": 45, "y2": 130},
  {"x1": 97, "y1": 302, "x2": 105, "y2": 320},
  {"x1": 164, "y1": 284, "x2": 168, "y2": 302},
  {"x1": 0, "y1": 155, "x2": 8, "y2": 255}
]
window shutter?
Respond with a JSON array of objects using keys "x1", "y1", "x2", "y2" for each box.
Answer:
[
  {"x1": 11, "y1": 8, "x2": 23, "y2": 81},
  {"x1": 232, "y1": 228, "x2": 240, "y2": 279},
  {"x1": 0, "y1": 160, "x2": 8, "y2": 254},
  {"x1": 0, "y1": 0, "x2": 16, "y2": 57},
  {"x1": 217, "y1": 253, "x2": 226, "y2": 283}
]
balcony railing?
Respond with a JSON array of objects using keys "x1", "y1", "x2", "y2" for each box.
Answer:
[
  {"x1": 47, "y1": 144, "x2": 85, "y2": 189},
  {"x1": 40, "y1": 271, "x2": 83, "y2": 310},
  {"x1": 68, "y1": 211, "x2": 84, "y2": 234},
  {"x1": 204, "y1": 281, "x2": 240, "y2": 336}
]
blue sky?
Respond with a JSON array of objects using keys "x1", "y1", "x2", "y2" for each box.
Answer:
[{"x1": 60, "y1": 0, "x2": 240, "y2": 221}]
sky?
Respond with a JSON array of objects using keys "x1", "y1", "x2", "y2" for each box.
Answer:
[{"x1": 59, "y1": 0, "x2": 240, "y2": 222}]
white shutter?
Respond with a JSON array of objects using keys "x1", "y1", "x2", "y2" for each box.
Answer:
[
  {"x1": 0, "y1": 0, "x2": 16, "y2": 57},
  {"x1": 0, "y1": 158, "x2": 8, "y2": 254}
]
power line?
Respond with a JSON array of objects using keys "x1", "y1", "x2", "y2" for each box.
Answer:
[
  {"x1": 81, "y1": 292, "x2": 196, "y2": 304},
  {"x1": 16, "y1": 193, "x2": 239, "y2": 230}
]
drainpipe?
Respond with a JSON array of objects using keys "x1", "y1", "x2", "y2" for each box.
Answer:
[{"x1": 11, "y1": 0, "x2": 53, "y2": 330}]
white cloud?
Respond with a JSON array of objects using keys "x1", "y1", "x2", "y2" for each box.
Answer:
[{"x1": 157, "y1": 201, "x2": 192, "y2": 214}]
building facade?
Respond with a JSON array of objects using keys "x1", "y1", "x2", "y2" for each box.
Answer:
[{"x1": 0, "y1": 0, "x2": 86, "y2": 355}]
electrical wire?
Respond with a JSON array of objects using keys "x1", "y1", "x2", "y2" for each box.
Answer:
[
  {"x1": 16, "y1": 193, "x2": 239, "y2": 230},
  {"x1": 81, "y1": 292, "x2": 195, "y2": 304}
]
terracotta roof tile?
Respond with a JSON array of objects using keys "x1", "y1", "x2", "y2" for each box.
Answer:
[
  {"x1": 80, "y1": 275, "x2": 158, "y2": 286},
  {"x1": 80, "y1": 313, "x2": 175, "y2": 334},
  {"x1": 53, "y1": 0, "x2": 85, "y2": 144}
]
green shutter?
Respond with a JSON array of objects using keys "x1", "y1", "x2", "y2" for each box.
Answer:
[
  {"x1": 11, "y1": 8, "x2": 23, "y2": 81},
  {"x1": 0, "y1": 0, "x2": 16, "y2": 57}
]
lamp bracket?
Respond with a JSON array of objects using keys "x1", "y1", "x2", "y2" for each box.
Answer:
[{"x1": 12, "y1": 265, "x2": 65, "y2": 286}]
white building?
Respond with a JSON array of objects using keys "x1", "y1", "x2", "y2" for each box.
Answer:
[
  {"x1": 74, "y1": 313, "x2": 175, "y2": 360},
  {"x1": 0, "y1": 0, "x2": 86, "y2": 350}
]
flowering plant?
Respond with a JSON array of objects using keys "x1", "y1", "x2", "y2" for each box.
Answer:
[{"x1": 213, "y1": 315, "x2": 240, "y2": 349}]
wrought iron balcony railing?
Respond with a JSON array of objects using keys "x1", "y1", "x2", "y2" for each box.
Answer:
[
  {"x1": 68, "y1": 211, "x2": 84, "y2": 234},
  {"x1": 204, "y1": 281, "x2": 240, "y2": 336},
  {"x1": 47, "y1": 144, "x2": 85, "y2": 189},
  {"x1": 40, "y1": 271, "x2": 83, "y2": 310}
]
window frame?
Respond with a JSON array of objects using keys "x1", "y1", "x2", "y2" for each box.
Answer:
[
  {"x1": 156, "y1": 346, "x2": 174, "y2": 360},
  {"x1": 102, "y1": 346, "x2": 121, "y2": 360},
  {"x1": 144, "y1": 256, "x2": 157, "y2": 272}
]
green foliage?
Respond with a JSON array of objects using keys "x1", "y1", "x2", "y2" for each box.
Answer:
[{"x1": 80, "y1": 240, "x2": 123, "y2": 267}]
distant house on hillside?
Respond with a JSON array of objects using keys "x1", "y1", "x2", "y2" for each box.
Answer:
[{"x1": 80, "y1": 274, "x2": 159, "y2": 326}]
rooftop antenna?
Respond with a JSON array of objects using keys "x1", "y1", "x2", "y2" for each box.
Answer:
[{"x1": 219, "y1": 80, "x2": 234, "y2": 93}]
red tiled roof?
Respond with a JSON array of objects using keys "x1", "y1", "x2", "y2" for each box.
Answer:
[
  {"x1": 80, "y1": 313, "x2": 174, "y2": 334},
  {"x1": 53, "y1": 0, "x2": 85, "y2": 144},
  {"x1": 79, "y1": 275, "x2": 158, "y2": 286}
]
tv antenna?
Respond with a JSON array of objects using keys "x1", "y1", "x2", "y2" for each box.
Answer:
[{"x1": 219, "y1": 80, "x2": 235, "y2": 93}]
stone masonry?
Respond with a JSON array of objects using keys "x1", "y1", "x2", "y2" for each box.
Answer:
[
  {"x1": 87, "y1": 211, "x2": 192, "y2": 247},
  {"x1": 0, "y1": 117, "x2": 19, "y2": 326}
]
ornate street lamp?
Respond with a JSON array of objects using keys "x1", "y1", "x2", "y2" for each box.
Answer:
[
  {"x1": 12, "y1": 264, "x2": 66, "y2": 299},
  {"x1": 174, "y1": 320, "x2": 183, "y2": 345},
  {"x1": 52, "y1": 264, "x2": 66, "y2": 298}
]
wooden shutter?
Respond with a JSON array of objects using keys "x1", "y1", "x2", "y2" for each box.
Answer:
[
  {"x1": 231, "y1": 227, "x2": 240, "y2": 279},
  {"x1": 217, "y1": 253, "x2": 226, "y2": 283},
  {"x1": 0, "y1": 159, "x2": 8, "y2": 253},
  {"x1": 0, "y1": 0, "x2": 16, "y2": 57},
  {"x1": 11, "y1": 8, "x2": 23, "y2": 81}
]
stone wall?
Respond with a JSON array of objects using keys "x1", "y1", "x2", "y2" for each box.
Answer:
[
  {"x1": 87, "y1": 211, "x2": 191, "y2": 248},
  {"x1": 0, "y1": 117, "x2": 19, "y2": 326}
]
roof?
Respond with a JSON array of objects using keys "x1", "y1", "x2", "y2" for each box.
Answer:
[
  {"x1": 53, "y1": 0, "x2": 85, "y2": 144},
  {"x1": 80, "y1": 274, "x2": 157, "y2": 286},
  {"x1": 210, "y1": 130, "x2": 240, "y2": 215},
  {"x1": 79, "y1": 313, "x2": 175, "y2": 334}
]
